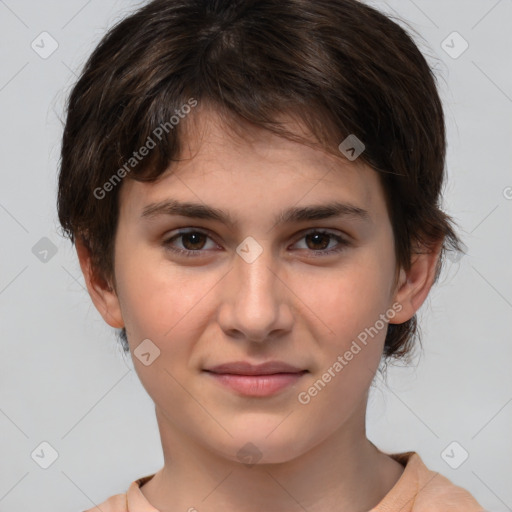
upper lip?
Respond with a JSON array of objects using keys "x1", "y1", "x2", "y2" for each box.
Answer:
[{"x1": 204, "y1": 361, "x2": 307, "y2": 375}]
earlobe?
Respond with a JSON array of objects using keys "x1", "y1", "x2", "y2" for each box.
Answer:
[
  {"x1": 389, "y1": 240, "x2": 443, "y2": 325},
  {"x1": 75, "y1": 237, "x2": 124, "y2": 329}
]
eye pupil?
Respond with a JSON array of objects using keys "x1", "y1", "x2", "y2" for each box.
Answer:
[
  {"x1": 306, "y1": 233, "x2": 330, "y2": 250},
  {"x1": 183, "y1": 232, "x2": 206, "y2": 250}
]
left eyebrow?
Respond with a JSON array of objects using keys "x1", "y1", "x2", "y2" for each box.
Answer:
[{"x1": 140, "y1": 199, "x2": 371, "y2": 228}]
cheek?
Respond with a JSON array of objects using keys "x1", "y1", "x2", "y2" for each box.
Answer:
[
  {"x1": 115, "y1": 256, "x2": 219, "y2": 399},
  {"x1": 294, "y1": 258, "x2": 393, "y2": 420},
  {"x1": 115, "y1": 248, "x2": 215, "y2": 349},
  {"x1": 302, "y1": 253, "x2": 394, "y2": 347}
]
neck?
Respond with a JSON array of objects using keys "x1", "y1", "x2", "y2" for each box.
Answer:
[{"x1": 140, "y1": 401, "x2": 405, "y2": 512}]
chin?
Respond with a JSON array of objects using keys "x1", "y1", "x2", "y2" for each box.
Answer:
[{"x1": 208, "y1": 425, "x2": 312, "y2": 466}]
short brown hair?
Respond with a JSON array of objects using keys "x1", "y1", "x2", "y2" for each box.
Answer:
[{"x1": 57, "y1": 0, "x2": 463, "y2": 362}]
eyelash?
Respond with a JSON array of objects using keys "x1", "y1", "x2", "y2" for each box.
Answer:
[{"x1": 162, "y1": 228, "x2": 351, "y2": 258}]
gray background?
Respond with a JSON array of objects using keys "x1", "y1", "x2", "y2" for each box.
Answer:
[{"x1": 0, "y1": 0, "x2": 511, "y2": 511}]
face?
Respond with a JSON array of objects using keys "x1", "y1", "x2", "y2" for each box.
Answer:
[{"x1": 95, "y1": 106, "x2": 410, "y2": 464}]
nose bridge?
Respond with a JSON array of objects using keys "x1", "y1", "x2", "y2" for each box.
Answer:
[
  {"x1": 219, "y1": 237, "x2": 291, "y2": 340},
  {"x1": 239, "y1": 243, "x2": 276, "y2": 298},
  {"x1": 236, "y1": 239, "x2": 279, "y2": 312}
]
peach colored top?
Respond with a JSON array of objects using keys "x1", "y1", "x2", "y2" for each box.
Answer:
[{"x1": 83, "y1": 452, "x2": 484, "y2": 511}]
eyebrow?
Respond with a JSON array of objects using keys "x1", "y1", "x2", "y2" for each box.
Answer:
[{"x1": 140, "y1": 199, "x2": 371, "y2": 227}]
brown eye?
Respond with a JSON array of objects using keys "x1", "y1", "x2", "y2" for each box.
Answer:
[
  {"x1": 293, "y1": 230, "x2": 350, "y2": 256},
  {"x1": 162, "y1": 229, "x2": 217, "y2": 257},
  {"x1": 179, "y1": 232, "x2": 208, "y2": 251},
  {"x1": 304, "y1": 232, "x2": 331, "y2": 251}
]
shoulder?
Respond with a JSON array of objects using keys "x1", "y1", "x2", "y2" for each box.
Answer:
[
  {"x1": 80, "y1": 473, "x2": 157, "y2": 512},
  {"x1": 372, "y1": 451, "x2": 485, "y2": 511},
  {"x1": 402, "y1": 452, "x2": 485, "y2": 511},
  {"x1": 82, "y1": 492, "x2": 127, "y2": 512}
]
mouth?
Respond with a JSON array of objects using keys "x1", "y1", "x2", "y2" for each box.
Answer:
[{"x1": 203, "y1": 361, "x2": 309, "y2": 397}]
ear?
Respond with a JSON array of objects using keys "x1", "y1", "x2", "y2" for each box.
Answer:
[
  {"x1": 75, "y1": 236, "x2": 124, "y2": 329},
  {"x1": 389, "y1": 239, "x2": 443, "y2": 325}
]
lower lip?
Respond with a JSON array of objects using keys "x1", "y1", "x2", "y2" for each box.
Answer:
[{"x1": 204, "y1": 371, "x2": 307, "y2": 397}]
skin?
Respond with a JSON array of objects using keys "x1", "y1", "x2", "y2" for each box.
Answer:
[{"x1": 77, "y1": 104, "x2": 442, "y2": 512}]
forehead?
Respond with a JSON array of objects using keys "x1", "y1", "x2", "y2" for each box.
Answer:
[{"x1": 118, "y1": 105, "x2": 388, "y2": 227}]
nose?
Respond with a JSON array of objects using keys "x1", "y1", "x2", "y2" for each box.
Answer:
[{"x1": 217, "y1": 244, "x2": 293, "y2": 343}]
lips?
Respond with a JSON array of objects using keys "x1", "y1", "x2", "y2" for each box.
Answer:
[
  {"x1": 203, "y1": 361, "x2": 308, "y2": 397},
  {"x1": 204, "y1": 361, "x2": 306, "y2": 376}
]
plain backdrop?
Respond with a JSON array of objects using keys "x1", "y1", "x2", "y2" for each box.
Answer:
[{"x1": 0, "y1": 1, "x2": 511, "y2": 511}]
